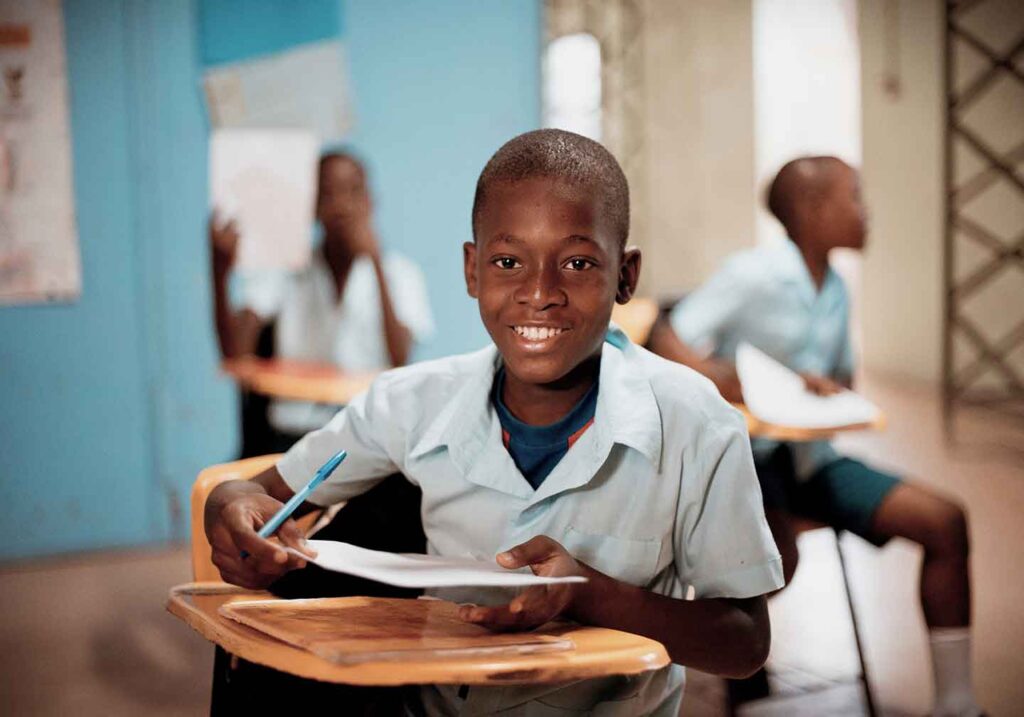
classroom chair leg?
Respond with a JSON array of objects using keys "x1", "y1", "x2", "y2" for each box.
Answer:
[{"x1": 834, "y1": 528, "x2": 878, "y2": 717}]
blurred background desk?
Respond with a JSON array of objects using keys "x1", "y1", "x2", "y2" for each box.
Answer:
[
  {"x1": 222, "y1": 358, "x2": 377, "y2": 406},
  {"x1": 739, "y1": 406, "x2": 886, "y2": 442}
]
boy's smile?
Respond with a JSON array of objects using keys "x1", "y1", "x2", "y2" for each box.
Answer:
[{"x1": 465, "y1": 177, "x2": 639, "y2": 399}]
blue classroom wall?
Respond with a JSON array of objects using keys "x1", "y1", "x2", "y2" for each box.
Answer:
[
  {"x1": 344, "y1": 0, "x2": 542, "y2": 360},
  {"x1": 0, "y1": 0, "x2": 236, "y2": 560},
  {"x1": 198, "y1": 0, "x2": 341, "y2": 67},
  {"x1": 0, "y1": 0, "x2": 541, "y2": 560}
]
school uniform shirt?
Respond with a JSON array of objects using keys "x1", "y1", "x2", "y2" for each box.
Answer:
[
  {"x1": 669, "y1": 239, "x2": 854, "y2": 479},
  {"x1": 277, "y1": 327, "x2": 783, "y2": 716},
  {"x1": 242, "y1": 250, "x2": 434, "y2": 434}
]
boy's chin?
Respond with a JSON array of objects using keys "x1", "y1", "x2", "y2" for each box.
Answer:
[{"x1": 501, "y1": 355, "x2": 578, "y2": 387}]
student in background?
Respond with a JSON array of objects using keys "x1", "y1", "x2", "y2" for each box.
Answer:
[
  {"x1": 649, "y1": 156, "x2": 981, "y2": 717},
  {"x1": 205, "y1": 129, "x2": 784, "y2": 715},
  {"x1": 210, "y1": 151, "x2": 434, "y2": 448}
]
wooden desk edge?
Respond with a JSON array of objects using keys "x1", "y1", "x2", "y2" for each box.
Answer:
[{"x1": 167, "y1": 583, "x2": 670, "y2": 686}]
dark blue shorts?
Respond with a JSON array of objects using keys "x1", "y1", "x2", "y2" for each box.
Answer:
[{"x1": 755, "y1": 445, "x2": 902, "y2": 546}]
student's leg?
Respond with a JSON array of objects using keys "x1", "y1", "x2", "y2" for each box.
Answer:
[
  {"x1": 796, "y1": 460, "x2": 979, "y2": 717},
  {"x1": 869, "y1": 482, "x2": 970, "y2": 628},
  {"x1": 870, "y1": 482, "x2": 979, "y2": 717}
]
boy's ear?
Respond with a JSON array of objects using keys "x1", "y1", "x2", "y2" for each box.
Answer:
[
  {"x1": 463, "y1": 241, "x2": 479, "y2": 298},
  {"x1": 615, "y1": 246, "x2": 641, "y2": 304}
]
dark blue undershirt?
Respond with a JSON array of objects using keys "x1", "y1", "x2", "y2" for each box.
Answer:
[{"x1": 492, "y1": 366, "x2": 599, "y2": 489}]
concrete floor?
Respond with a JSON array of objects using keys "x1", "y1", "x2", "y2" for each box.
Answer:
[{"x1": 1, "y1": 373, "x2": 1021, "y2": 716}]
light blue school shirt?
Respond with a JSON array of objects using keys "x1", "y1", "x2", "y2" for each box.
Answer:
[
  {"x1": 669, "y1": 240, "x2": 854, "y2": 479},
  {"x1": 278, "y1": 327, "x2": 783, "y2": 716}
]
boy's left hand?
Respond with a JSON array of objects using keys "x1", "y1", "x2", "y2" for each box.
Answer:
[{"x1": 458, "y1": 535, "x2": 586, "y2": 632}]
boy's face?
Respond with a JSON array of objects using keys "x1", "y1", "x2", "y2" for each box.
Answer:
[
  {"x1": 810, "y1": 164, "x2": 868, "y2": 251},
  {"x1": 465, "y1": 177, "x2": 640, "y2": 386},
  {"x1": 317, "y1": 157, "x2": 370, "y2": 238}
]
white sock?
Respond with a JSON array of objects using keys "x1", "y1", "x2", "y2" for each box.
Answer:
[{"x1": 929, "y1": 627, "x2": 981, "y2": 717}]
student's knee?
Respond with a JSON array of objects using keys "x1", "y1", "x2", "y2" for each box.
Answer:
[{"x1": 923, "y1": 498, "x2": 970, "y2": 560}]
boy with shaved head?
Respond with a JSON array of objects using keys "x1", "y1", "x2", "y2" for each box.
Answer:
[
  {"x1": 651, "y1": 156, "x2": 981, "y2": 717},
  {"x1": 205, "y1": 129, "x2": 784, "y2": 715}
]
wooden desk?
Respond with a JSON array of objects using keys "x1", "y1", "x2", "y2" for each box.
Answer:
[
  {"x1": 222, "y1": 357, "x2": 377, "y2": 405},
  {"x1": 738, "y1": 404, "x2": 886, "y2": 442},
  {"x1": 168, "y1": 583, "x2": 669, "y2": 686}
]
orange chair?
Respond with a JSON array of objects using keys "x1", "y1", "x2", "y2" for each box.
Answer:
[
  {"x1": 190, "y1": 454, "x2": 323, "y2": 583},
  {"x1": 610, "y1": 297, "x2": 659, "y2": 346}
]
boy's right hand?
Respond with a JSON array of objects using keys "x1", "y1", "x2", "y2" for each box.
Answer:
[{"x1": 206, "y1": 494, "x2": 315, "y2": 589}]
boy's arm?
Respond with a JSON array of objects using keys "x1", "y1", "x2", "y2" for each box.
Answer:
[
  {"x1": 576, "y1": 571, "x2": 769, "y2": 678},
  {"x1": 347, "y1": 203, "x2": 413, "y2": 367},
  {"x1": 369, "y1": 250, "x2": 413, "y2": 367},
  {"x1": 205, "y1": 377, "x2": 405, "y2": 589},
  {"x1": 209, "y1": 214, "x2": 267, "y2": 359},
  {"x1": 461, "y1": 537, "x2": 769, "y2": 678},
  {"x1": 647, "y1": 317, "x2": 744, "y2": 403}
]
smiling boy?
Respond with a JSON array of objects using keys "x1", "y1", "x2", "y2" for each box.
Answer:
[{"x1": 205, "y1": 129, "x2": 783, "y2": 715}]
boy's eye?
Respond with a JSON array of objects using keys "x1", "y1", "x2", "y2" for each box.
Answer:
[
  {"x1": 493, "y1": 257, "x2": 521, "y2": 270},
  {"x1": 564, "y1": 257, "x2": 595, "y2": 271}
]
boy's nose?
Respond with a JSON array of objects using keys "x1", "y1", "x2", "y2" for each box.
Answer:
[{"x1": 515, "y1": 265, "x2": 566, "y2": 310}]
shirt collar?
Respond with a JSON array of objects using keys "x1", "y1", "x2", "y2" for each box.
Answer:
[
  {"x1": 775, "y1": 239, "x2": 839, "y2": 304},
  {"x1": 409, "y1": 329, "x2": 664, "y2": 498}
]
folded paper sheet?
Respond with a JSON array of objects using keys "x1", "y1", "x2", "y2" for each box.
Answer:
[
  {"x1": 737, "y1": 343, "x2": 880, "y2": 430},
  {"x1": 291, "y1": 540, "x2": 588, "y2": 589}
]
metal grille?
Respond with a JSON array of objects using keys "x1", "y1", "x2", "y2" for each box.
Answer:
[{"x1": 943, "y1": 0, "x2": 1024, "y2": 418}]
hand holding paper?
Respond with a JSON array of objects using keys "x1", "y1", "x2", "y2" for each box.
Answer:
[
  {"x1": 736, "y1": 343, "x2": 880, "y2": 429},
  {"x1": 459, "y1": 535, "x2": 587, "y2": 632}
]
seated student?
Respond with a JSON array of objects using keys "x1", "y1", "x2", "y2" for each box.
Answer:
[
  {"x1": 649, "y1": 156, "x2": 981, "y2": 717},
  {"x1": 205, "y1": 129, "x2": 784, "y2": 715},
  {"x1": 210, "y1": 150, "x2": 435, "y2": 449}
]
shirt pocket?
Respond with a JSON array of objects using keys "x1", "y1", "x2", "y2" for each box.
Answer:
[{"x1": 563, "y1": 526, "x2": 662, "y2": 587}]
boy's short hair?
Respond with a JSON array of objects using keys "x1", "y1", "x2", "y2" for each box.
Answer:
[
  {"x1": 765, "y1": 156, "x2": 844, "y2": 231},
  {"x1": 472, "y1": 129, "x2": 630, "y2": 249},
  {"x1": 319, "y1": 149, "x2": 366, "y2": 179}
]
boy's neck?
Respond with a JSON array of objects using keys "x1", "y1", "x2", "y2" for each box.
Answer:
[
  {"x1": 501, "y1": 354, "x2": 601, "y2": 426},
  {"x1": 791, "y1": 237, "x2": 830, "y2": 290}
]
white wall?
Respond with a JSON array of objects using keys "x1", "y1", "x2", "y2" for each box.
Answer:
[
  {"x1": 858, "y1": 0, "x2": 946, "y2": 382},
  {"x1": 641, "y1": 0, "x2": 756, "y2": 296}
]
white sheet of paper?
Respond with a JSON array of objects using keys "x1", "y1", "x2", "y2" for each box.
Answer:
[
  {"x1": 291, "y1": 540, "x2": 588, "y2": 589},
  {"x1": 209, "y1": 128, "x2": 317, "y2": 272},
  {"x1": 736, "y1": 342, "x2": 880, "y2": 429}
]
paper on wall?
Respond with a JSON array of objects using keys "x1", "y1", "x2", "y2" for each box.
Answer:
[
  {"x1": 202, "y1": 39, "x2": 352, "y2": 143},
  {"x1": 291, "y1": 540, "x2": 589, "y2": 589},
  {"x1": 0, "y1": 0, "x2": 80, "y2": 304},
  {"x1": 737, "y1": 342, "x2": 880, "y2": 429},
  {"x1": 209, "y1": 128, "x2": 317, "y2": 271}
]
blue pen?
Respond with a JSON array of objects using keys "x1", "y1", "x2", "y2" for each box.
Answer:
[{"x1": 241, "y1": 449, "x2": 347, "y2": 558}]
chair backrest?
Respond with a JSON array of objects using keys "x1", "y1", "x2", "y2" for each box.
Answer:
[{"x1": 190, "y1": 454, "x2": 281, "y2": 582}]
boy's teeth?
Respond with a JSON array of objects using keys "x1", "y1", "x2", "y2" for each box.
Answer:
[{"x1": 516, "y1": 326, "x2": 563, "y2": 340}]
